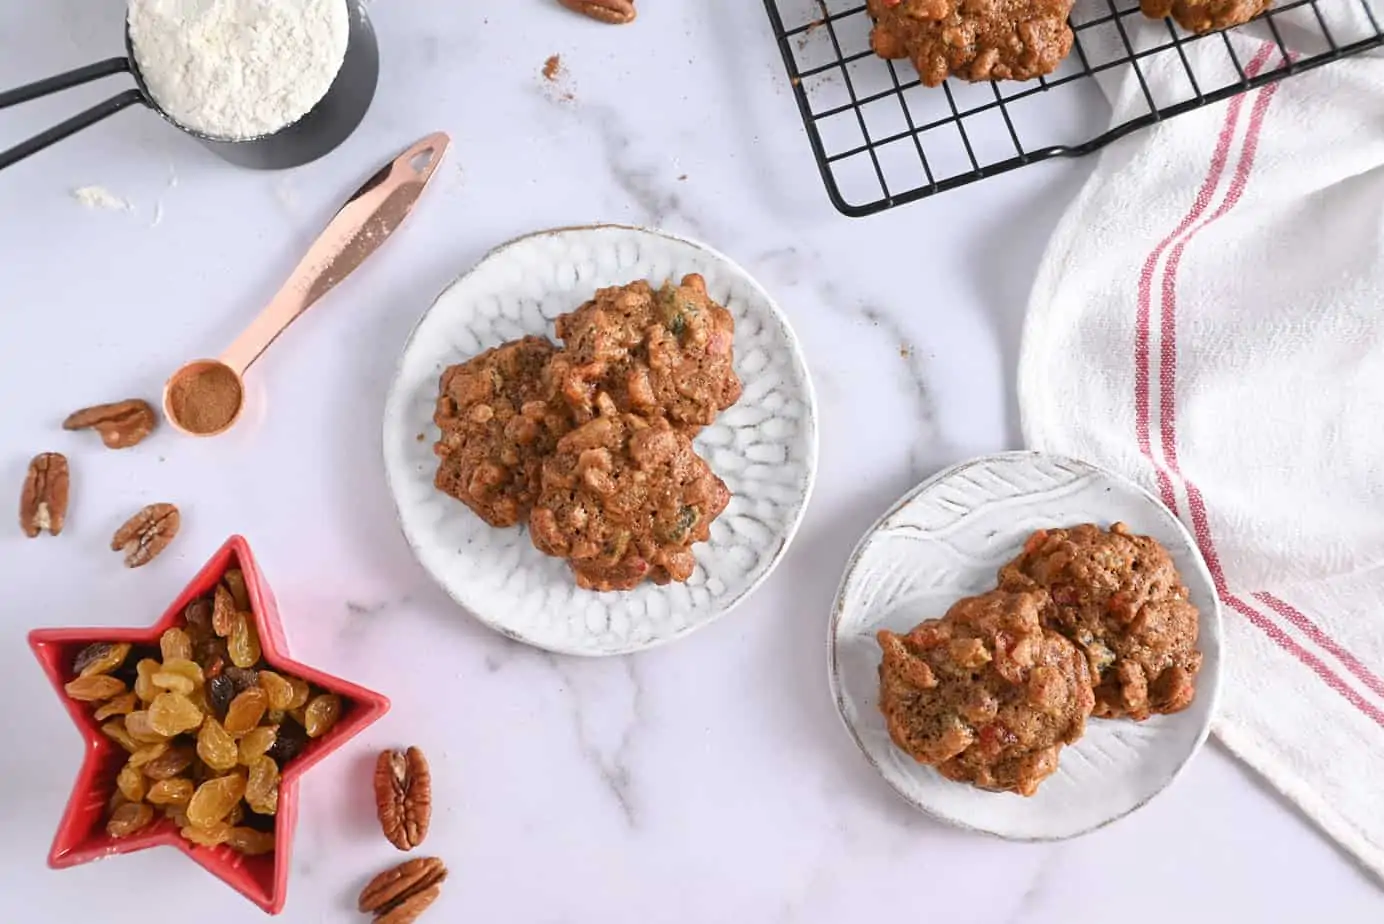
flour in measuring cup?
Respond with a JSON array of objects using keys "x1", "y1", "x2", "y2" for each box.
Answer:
[{"x1": 127, "y1": 0, "x2": 350, "y2": 141}]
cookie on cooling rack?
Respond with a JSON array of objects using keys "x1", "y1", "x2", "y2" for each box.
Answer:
[
  {"x1": 866, "y1": 0, "x2": 1075, "y2": 87},
  {"x1": 1140, "y1": 0, "x2": 1270, "y2": 33}
]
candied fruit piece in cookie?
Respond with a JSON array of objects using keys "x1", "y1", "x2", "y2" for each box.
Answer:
[
  {"x1": 997, "y1": 522, "x2": 1203, "y2": 720},
  {"x1": 876, "y1": 589, "x2": 1094, "y2": 796},
  {"x1": 549, "y1": 274, "x2": 741, "y2": 433},
  {"x1": 529, "y1": 411, "x2": 730, "y2": 592},
  {"x1": 433, "y1": 336, "x2": 571, "y2": 528}
]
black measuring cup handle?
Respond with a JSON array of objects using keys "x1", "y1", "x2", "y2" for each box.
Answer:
[{"x1": 0, "y1": 57, "x2": 147, "y2": 171}]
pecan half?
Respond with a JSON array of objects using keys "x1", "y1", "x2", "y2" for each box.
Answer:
[
  {"x1": 111, "y1": 502, "x2": 180, "y2": 568},
  {"x1": 20, "y1": 452, "x2": 68, "y2": 537},
  {"x1": 558, "y1": 0, "x2": 636, "y2": 24},
  {"x1": 359, "y1": 857, "x2": 447, "y2": 916},
  {"x1": 63, "y1": 399, "x2": 157, "y2": 449},
  {"x1": 375, "y1": 746, "x2": 432, "y2": 850},
  {"x1": 376, "y1": 885, "x2": 441, "y2": 924}
]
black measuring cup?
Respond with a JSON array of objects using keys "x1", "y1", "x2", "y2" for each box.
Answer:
[{"x1": 0, "y1": 0, "x2": 378, "y2": 172}]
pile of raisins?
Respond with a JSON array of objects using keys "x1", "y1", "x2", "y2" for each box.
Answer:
[{"x1": 64, "y1": 568, "x2": 344, "y2": 853}]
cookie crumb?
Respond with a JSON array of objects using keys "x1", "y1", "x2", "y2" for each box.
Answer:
[{"x1": 543, "y1": 54, "x2": 562, "y2": 81}]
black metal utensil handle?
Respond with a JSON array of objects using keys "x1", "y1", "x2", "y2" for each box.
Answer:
[{"x1": 0, "y1": 57, "x2": 147, "y2": 171}]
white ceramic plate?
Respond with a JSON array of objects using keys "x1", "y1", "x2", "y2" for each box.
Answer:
[
  {"x1": 831, "y1": 451, "x2": 1222, "y2": 839},
  {"x1": 384, "y1": 226, "x2": 818, "y2": 656}
]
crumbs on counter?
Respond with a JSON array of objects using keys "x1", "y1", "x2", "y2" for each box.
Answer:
[
  {"x1": 542, "y1": 54, "x2": 562, "y2": 81},
  {"x1": 72, "y1": 186, "x2": 134, "y2": 212}
]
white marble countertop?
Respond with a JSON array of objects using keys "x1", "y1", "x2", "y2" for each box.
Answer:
[{"x1": 2, "y1": 1, "x2": 1381, "y2": 921}]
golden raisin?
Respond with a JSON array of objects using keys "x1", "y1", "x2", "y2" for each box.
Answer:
[
  {"x1": 142, "y1": 745, "x2": 195, "y2": 780},
  {"x1": 148, "y1": 692, "x2": 204, "y2": 736},
  {"x1": 160, "y1": 627, "x2": 194, "y2": 662},
  {"x1": 134, "y1": 658, "x2": 161, "y2": 703},
  {"x1": 127, "y1": 741, "x2": 169, "y2": 769},
  {"x1": 224, "y1": 687, "x2": 268, "y2": 735},
  {"x1": 107, "y1": 802, "x2": 154, "y2": 838},
  {"x1": 223, "y1": 569, "x2": 251, "y2": 611},
  {"x1": 181, "y1": 822, "x2": 231, "y2": 847},
  {"x1": 228, "y1": 613, "x2": 261, "y2": 669},
  {"x1": 117, "y1": 762, "x2": 146, "y2": 802},
  {"x1": 101, "y1": 718, "x2": 140, "y2": 752},
  {"x1": 245, "y1": 755, "x2": 279, "y2": 815},
  {"x1": 147, "y1": 778, "x2": 194, "y2": 807},
  {"x1": 151, "y1": 659, "x2": 204, "y2": 697},
  {"x1": 258, "y1": 671, "x2": 293, "y2": 710},
  {"x1": 285, "y1": 676, "x2": 311, "y2": 710},
  {"x1": 224, "y1": 801, "x2": 245, "y2": 828},
  {"x1": 94, "y1": 691, "x2": 138, "y2": 720},
  {"x1": 212, "y1": 585, "x2": 238, "y2": 637},
  {"x1": 151, "y1": 672, "x2": 193, "y2": 696},
  {"x1": 124, "y1": 710, "x2": 167, "y2": 743},
  {"x1": 187, "y1": 773, "x2": 246, "y2": 828},
  {"x1": 197, "y1": 717, "x2": 239, "y2": 772},
  {"x1": 226, "y1": 826, "x2": 275, "y2": 856},
  {"x1": 239, "y1": 726, "x2": 277, "y2": 765},
  {"x1": 75, "y1": 642, "x2": 132, "y2": 678},
  {"x1": 303, "y1": 694, "x2": 342, "y2": 738},
  {"x1": 64, "y1": 674, "x2": 126, "y2": 702}
]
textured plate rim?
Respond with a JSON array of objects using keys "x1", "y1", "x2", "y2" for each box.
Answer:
[
  {"x1": 827, "y1": 449, "x2": 1223, "y2": 840},
  {"x1": 382, "y1": 223, "x2": 820, "y2": 656}
]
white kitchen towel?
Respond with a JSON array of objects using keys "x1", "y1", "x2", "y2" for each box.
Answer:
[{"x1": 1021, "y1": 2, "x2": 1384, "y2": 879}]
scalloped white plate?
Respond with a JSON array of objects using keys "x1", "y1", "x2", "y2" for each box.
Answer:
[
  {"x1": 384, "y1": 226, "x2": 818, "y2": 656},
  {"x1": 831, "y1": 451, "x2": 1222, "y2": 839}
]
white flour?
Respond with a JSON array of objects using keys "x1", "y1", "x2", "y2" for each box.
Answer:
[
  {"x1": 127, "y1": 0, "x2": 350, "y2": 141},
  {"x1": 72, "y1": 186, "x2": 134, "y2": 211}
]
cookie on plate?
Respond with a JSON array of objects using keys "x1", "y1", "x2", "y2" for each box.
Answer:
[
  {"x1": 998, "y1": 522, "x2": 1203, "y2": 721},
  {"x1": 433, "y1": 336, "x2": 571, "y2": 528},
  {"x1": 1140, "y1": 0, "x2": 1269, "y2": 33},
  {"x1": 529, "y1": 408, "x2": 730, "y2": 591},
  {"x1": 876, "y1": 589, "x2": 1095, "y2": 796},
  {"x1": 866, "y1": 0, "x2": 1075, "y2": 87},
  {"x1": 548, "y1": 274, "x2": 741, "y2": 433}
]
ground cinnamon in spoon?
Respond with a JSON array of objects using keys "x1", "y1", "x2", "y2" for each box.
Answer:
[{"x1": 168, "y1": 364, "x2": 243, "y2": 434}]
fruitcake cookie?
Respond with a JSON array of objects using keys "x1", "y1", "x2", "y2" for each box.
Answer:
[
  {"x1": 548, "y1": 274, "x2": 741, "y2": 433},
  {"x1": 433, "y1": 336, "x2": 571, "y2": 528},
  {"x1": 529, "y1": 408, "x2": 731, "y2": 591},
  {"x1": 876, "y1": 589, "x2": 1095, "y2": 796},
  {"x1": 866, "y1": 0, "x2": 1075, "y2": 87},
  {"x1": 998, "y1": 523, "x2": 1203, "y2": 721},
  {"x1": 1140, "y1": 0, "x2": 1269, "y2": 33}
]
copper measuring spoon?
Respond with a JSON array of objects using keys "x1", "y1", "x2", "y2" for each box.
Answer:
[{"x1": 164, "y1": 131, "x2": 450, "y2": 437}]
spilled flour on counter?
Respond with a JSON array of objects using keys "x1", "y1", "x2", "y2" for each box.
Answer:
[
  {"x1": 71, "y1": 186, "x2": 134, "y2": 212},
  {"x1": 127, "y1": 0, "x2": 349, "y2": 140}
]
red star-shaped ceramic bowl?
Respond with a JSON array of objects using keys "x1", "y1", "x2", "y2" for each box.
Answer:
[{"x1": 28, "y1": 536, "x2": 390, "y2": 915}]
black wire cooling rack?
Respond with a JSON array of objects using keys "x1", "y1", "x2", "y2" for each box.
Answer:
[{"x1": 765, "y1": 0, "x2": 1384, "y2": 215}]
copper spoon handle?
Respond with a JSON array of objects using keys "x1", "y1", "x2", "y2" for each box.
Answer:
[{"x1": 219, "y1": 131, "x2": 450, "y2": 375}]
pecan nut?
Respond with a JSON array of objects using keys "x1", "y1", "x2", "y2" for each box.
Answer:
[
  {"x1": 111, "y1": 502, "x2": 180, "y2": 568},
  {"x1": 375, "y1": 746, "x2": 432, "y2": 850},
  {"x1": 63, "y1": 399, "x2": 157, "y2": 449},
  {"x1": 558, "y1": 0, "x2": 636, "y2": 24},
  {"x1": 359, "y1": 857, "x2": 447, "y2": 916},
  {"x1": 20, "y1": 452, "x2": 69, "y2": 537},
  {"x1": 375, "y1": 885, "x2": 441, "y2": 924}
]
